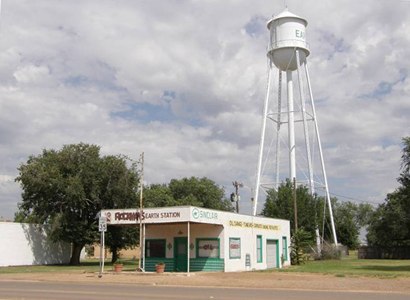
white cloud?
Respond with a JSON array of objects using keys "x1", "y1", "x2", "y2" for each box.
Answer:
[
  {"x1": 0, "y1": 0, "x2": 409, "y2": 219},
  {"x1": 13, "y1": 64, "x2": 51, "y2": 83}
]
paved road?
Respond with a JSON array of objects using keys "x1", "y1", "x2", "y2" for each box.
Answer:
[{"x1": 0, "y1": 280, "x2": 408, "y2": 300}]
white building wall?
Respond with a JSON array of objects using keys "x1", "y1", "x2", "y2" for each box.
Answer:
[
  {"x1": 222, "y1": 217, "x2": 291, "y2": 272},
  {"x1": 0, "y1": 222, "x2": 71, "y2": 267}
]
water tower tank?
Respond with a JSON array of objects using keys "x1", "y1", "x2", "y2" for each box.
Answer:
[{"x1": 267, "y1": 9, "x2": 310, "y2": 71}]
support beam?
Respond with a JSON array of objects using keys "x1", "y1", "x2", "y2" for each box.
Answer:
[
  {"x1": 187, "y1": 222, "x2": 190, "y2": 275},
  {"x1": 286, "y1": 70, "x2": 296, "y2": 181},
  {"x1": 304, "y1": 62, "x2": 338, "y2": 246},
  {"x1": 253, "y1": 64, "x2": 273, "y2": 216}
]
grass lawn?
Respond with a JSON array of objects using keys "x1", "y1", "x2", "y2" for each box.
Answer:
[
  {"x1": 279, "y1": 251, "x2": 410, "y2": 278},
  {"x1": 1, "y1": 253, "x2": 410, "y2": 278},
  {"x1": 0, "y1": 258, "x2": 138, "y2": 274}
]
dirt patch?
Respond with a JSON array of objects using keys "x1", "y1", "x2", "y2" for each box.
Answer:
[{"x1": 1, "y1": 271, "x2": 409, "y2": 294}]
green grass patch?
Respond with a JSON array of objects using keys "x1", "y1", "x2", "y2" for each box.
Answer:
[
  {"x1": 279, "y1": 252, "x2": 410, "y2": 278},
  {"x1": 2, "y1": 254, "x2": 410, "y2": 279},
  {"x1": 0, "y1": 259, "x2": 139, "y2": 274}
]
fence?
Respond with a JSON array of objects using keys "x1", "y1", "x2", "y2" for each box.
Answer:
[{"x1": 358, "y1": 246, "x2": 410, "y2": 259}]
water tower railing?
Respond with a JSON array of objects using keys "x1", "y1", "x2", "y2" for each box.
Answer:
[{"x1": 269, "y1": 39, "x2": 310, "y2": 51}]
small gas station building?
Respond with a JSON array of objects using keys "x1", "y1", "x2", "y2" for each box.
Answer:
[{"x1": 101, "y1": 206, "x2": 290, "y2": 272}]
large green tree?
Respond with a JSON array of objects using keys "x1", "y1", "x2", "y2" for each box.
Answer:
[
  {"x1": 15, "y1": 143, "x2": 139, "y2": 265},
  {"x1": 330, "y1": 201, "x2": 373, "y2": 249},
  {"x1": 262, "y1": 180, "x2": 373, "y2": 249},
  {"x1": 144, "y1": 177, "x2": 233, "y2": 211},
  {"x1": 261, "y1": 180, "x2": 320, "y2": 236},
  {"x1": 367, "y1": 137, "x2": 410, "y2": 246}
]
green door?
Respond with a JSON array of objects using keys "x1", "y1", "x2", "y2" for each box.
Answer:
[{"x1": 174, "y1": 237, "x2": 188, "y2": 272}]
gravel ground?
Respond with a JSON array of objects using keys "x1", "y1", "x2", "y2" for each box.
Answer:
[{"x1": 1, "y1": 271, "x2": 409, "y2": 294}]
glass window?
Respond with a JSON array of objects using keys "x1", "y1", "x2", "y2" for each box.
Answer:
[
  {"x1": 229, "y1": 238, "x2": 241, "y2": 259},
  {"x1": 256, "y1": 235, "x2": 262, "y2": 263},
  {"x1": 197, "y1": 238, "x2": 220, "y2": 258},
  {"x1": 282, "y1": 236, "x2": 288, "y2": 261},
  {"x1": 145, "y1": 239, "x2": 166, "y2": 258}
]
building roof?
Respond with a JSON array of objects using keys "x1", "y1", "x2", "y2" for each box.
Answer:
[{"x1": 101, "y1": 206, "x2": 289, "y2": 232}]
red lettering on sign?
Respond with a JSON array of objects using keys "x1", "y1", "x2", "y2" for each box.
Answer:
[{"x1": 114, "y1": 211, "x2": 144, "y2": 222}]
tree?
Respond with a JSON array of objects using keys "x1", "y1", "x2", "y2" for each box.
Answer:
[
  {"x1": 144, "y1": 177, "x2": 233, "y2": 211},
  {"x1": 290, "y1": 228, "x2": 312, "y2": 265},
  {"x1": 367, "y1": 137, "x2": 410, "y2": 247},
  {"x1": 105, "y1": 226, "x2": 138, "y2": 263},
  {"x1": 15, "y1": 143, "x2": 139, "y2": 265},
  {"x1": 261, "y1": 180, "x2": 319, "y2": 236},
  {"x1": 98, "y1": 155, "x2": 139, "y2": 263},
  {"x1": 262, "y1": 180, "x2": 373, "y2": 249},
  {"x1": 332, "y1": 201, "x2": 359, "y2": 249}
]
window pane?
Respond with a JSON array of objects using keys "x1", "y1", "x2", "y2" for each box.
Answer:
[
  {"x1": 146, "y1": 240, "x2": 166, "y2": 258},
  {"x1": 257, "y1": 236, "x2": 262, "y2": 262},
  {"x1": 229, "y1": 238, "x2": 241, "y2": 259},
  {"x1": 198, "y1": 239, "x2": 219, "y2": 258},
  {"x1": 282, "y1": 237, "x2": 287, "y2": 261}
]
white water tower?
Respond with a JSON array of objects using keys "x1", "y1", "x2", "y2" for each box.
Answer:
[{"x1": 253, "y1": 9, "x2": 338, "y2": 245}]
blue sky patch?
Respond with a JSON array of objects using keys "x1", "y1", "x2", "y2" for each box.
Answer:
[
  {"x1": 361, "y1": 68, "x2": 407, "y2": 100},
  {"x1": 244, "y1": 15, "x2": 267, "y2": 38},
  {"x1": 111, "y1": 90, "x2": 204, "y2": 127},
  {"x1": 112, "y1": 101, "x2": 176, "y2": 124}
]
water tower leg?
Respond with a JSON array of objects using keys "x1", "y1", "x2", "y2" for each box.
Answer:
[
  {"x1": 253, "y1": 63, "x2": 274, "y2": 216},
  {"x1": 286, "y1": 70, "x2": 296, "y2": 182},
  {"x1": 275, "y1": 70, "x2": 283, "y2": 191},
  {"x1": 304, "y1": 62, "x2": 338, "y2": 246},
  {"x1": 295, "y1": 50, "x2": 314, "y2": 195}
]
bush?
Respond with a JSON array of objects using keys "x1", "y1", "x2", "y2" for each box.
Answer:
[
  {"x1": 313, "y1": 242, "x2": 344, "y2": 260},
  {"x1": 291, "y1": 228, "x2": 313, "y2": 265}
]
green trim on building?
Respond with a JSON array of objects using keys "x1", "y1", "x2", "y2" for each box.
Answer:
[
  {"x1": 144, "y1": 257, "x2": 224, "y2": 272},
  {"x1": 190, "y1": 258, "x2": 224, "y2": 272},
  {"x1": 282, "y1": 236, "x2": 288, "y2": 261},
  {"x1": 256, "y1": 235, "x2": 263, "y2": 263},
  {"x1": 174, "y1": 236, "x2": 188, "y2": 272},
  {"x1": 144, "y1": 258, "x2": 174, "y2": 272}
]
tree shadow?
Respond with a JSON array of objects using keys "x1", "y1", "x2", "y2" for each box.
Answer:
[
  {"x1": 357, "y1": 265, "x2": 410, "y2": 272},
  {"x1": 22, "y1": 223, "x2": 71, "y2": 265}
]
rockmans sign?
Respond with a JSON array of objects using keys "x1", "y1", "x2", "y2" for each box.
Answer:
[{"x1": 104, "y1": 209, "x2": 183, "y2": 225}]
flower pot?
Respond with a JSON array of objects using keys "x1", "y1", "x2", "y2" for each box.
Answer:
[
  {"x1": 114, "y1": 263, "x2": 123, "y2": 273},
  {"x1": 155, "y1": 264, "x2": 165, "y2": 273}
]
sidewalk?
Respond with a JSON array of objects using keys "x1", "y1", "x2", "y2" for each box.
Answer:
[{"x1": 1, "y1": 271, "x2": 410, "y2": 294}]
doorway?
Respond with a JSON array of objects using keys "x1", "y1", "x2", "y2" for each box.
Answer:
[
  {"x1": 174, "y1": 237, "x2": 188, "y2": 272},
  {"x1": 266, "y1": 239, "x2": 279, "y2": 268}
]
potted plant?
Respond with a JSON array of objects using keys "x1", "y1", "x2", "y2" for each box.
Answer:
[
  {"x1": 113, "y1": 260, "x2": 124, "y2": 273},
  {"x1": 155, "y1": 262, "x2": 165, "y2": 273}
]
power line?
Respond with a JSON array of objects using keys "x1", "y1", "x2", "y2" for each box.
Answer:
[{"x1": 328, "y1": 191, "x2": 381, "y2": 206}]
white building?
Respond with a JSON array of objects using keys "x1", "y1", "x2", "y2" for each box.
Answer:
[
  {"x1": 0, "y1": 222, "x2": 71, "y2": 267},
  {"x1": 101, "y1": 206, "x2": 291, "y2": 272}
]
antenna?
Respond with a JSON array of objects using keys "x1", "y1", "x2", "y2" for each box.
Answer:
[{"x1": 138, "y1": 152, "x2": 145, "y2": 272}]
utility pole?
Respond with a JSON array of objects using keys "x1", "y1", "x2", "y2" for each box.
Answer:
[
  {"x1": 293, "y1": 178, "x2": 298, "y2": 231},
  {"x1": 231, "y1": 181, "x2": 243, "y2": 213},
  {"x1": 138, "y1": 152, "x2": 144, "y2": 271}
]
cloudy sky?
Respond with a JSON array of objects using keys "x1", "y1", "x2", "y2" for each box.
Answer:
[{"x1": 0, "y1": 0, "x2": 409, "y2": 220}]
